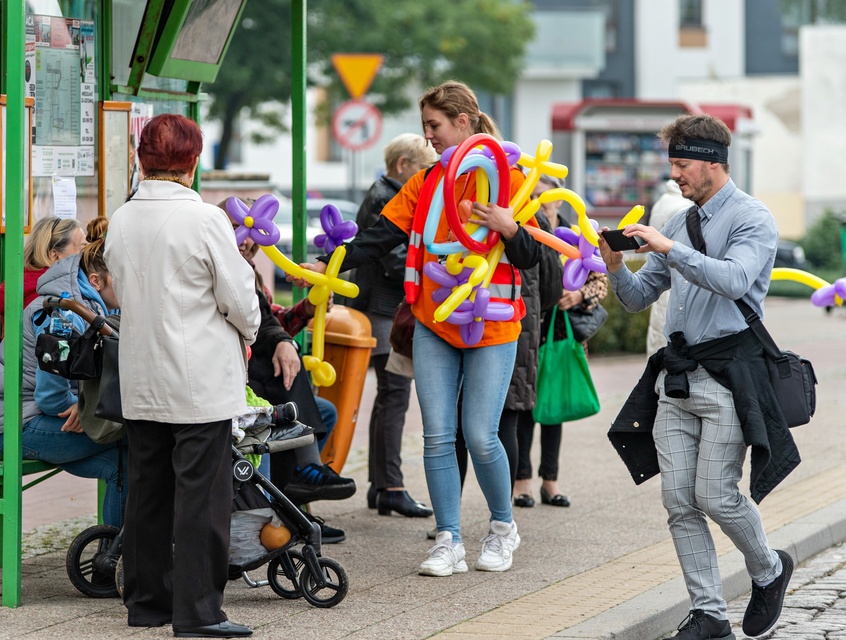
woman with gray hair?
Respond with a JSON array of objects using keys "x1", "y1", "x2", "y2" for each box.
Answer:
[{"x1": 350, "y1": 132, "x2": 438, "y2": 518}]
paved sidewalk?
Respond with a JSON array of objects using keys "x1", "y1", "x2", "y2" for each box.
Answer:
[{"x1": 0, "y1": 298, "x2": 843, "y2": 640}]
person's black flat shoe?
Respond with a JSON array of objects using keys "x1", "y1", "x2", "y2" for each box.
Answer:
[
  {"x1": 540, "y1": 486, "x2": 570, "y2": 507},
  {"x1": 513, "y1": 494, "x2": 535, "y2": 508},
  {"x1": 742, "y1": 549, "x2": 794, "y2": 637},
  {"x1": 173, "y1": 619, "x2": 253, "y2": 638},
  {"x1": 376, "y1": 490, "x2": 433, "y2": 517}
]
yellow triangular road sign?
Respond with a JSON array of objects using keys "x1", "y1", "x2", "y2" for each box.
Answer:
[{"x1": 331, "y1": 53, "x2": 383, "y2": 99}]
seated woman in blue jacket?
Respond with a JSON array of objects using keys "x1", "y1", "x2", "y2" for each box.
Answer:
[{"x1": 0, "y1": 218, "x2": 126, "y2": 528}]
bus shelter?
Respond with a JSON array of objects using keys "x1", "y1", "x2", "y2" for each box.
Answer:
[{"x1": 0, "y1": 0, "x2": 309, "y2": 607}]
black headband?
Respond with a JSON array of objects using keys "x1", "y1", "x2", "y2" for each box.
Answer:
[{"x1": 668, "y1": 138, "x2": 729, "y2": 164}]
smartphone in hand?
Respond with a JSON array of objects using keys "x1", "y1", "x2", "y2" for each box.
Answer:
[{"x1": 601, "y1": 229, "x2": 646, "y2": 252}]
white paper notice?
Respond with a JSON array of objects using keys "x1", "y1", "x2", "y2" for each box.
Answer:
[{"x1": 52, "y1": 175, "x2": 77, "y2": 219}]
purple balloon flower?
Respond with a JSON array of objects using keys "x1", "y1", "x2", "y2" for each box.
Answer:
[
  {"x1": 226, "y1": 194, "x2": 281, "y2": 246},
  {"x1": 554, "y1": 221, "x2": 607, "y2": 291},
  {"x1": 443, "y1": 288, "x2": 514, "y2": 345},
  {"x1": 810, "y1": 277, "x2": 846, "y2": 307},
  {"x1": 314, "y1": 204, "x2": 358, "y2": 253},
  {"x1": 423, "y1": 263, "x2": 514, "y2": 345}
]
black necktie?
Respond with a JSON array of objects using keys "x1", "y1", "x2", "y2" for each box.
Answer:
[{"x1": 685, "y1": 205, "x2": 707, "y2": 255}]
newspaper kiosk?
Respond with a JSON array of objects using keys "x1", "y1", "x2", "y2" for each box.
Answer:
[{"x1": 550, "y1": 100, "x2": 754, "y2": 229}]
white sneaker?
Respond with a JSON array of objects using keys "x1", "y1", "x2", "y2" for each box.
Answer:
[
  {"x1": 475, "y1": 520, "x2": 520, "y2": 572},
  {"x1": 418, "y1": 531, "x2": 468, "y2": 577}
]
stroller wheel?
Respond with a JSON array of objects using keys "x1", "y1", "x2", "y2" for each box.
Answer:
[
  {"x1": 300, "y1": 557, "x2": 349, "y2": 608},
  {"x1": 66, "y1": 525, "x2": 121, "y2": 598},
  {"x1": 267, "y1": 549, "x2": 305, "y2": 599}
]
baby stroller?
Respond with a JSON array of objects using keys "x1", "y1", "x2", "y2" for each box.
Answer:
[{"x1": 38, "y1": 297, "x2": 349, "y2": 609}]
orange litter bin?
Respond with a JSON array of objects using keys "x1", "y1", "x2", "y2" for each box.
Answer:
[{"x1": 311, "y1": 306, "x2": 376, "y2": 473}]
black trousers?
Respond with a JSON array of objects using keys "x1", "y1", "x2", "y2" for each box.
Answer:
[
  {"x1": 123, "y1": 419, "x2": 232, "y2": 629},
  {"x1": 515, "y1": 411, "x2": 562, "y2": 481},
  {"x1": 367, "y1": 353, "x2": 412, "y2": 489}
]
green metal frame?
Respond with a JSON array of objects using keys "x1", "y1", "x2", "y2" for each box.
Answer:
[
  {"x1": 1, "y1": 0, "x2": 310, "y2": 607},
  {"x1": 1, "y1": 0, "x2": 28, "y2": 609},
  {"x1": 146, "y1": 0, "x2": 248, "y2": 84}
]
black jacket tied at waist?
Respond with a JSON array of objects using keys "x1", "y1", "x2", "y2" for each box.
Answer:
[{"x1": 608, "y1": 328, "x2": 800, "y2": 504}]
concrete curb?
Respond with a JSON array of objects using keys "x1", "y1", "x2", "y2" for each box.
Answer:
[{"x1": 548, "y1": 497, "x2": 846, "y2": 639}]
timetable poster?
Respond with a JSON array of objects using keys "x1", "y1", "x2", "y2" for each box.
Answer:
[{"x1": 31, "y1": 15, "x2": 95, "y2": 177}]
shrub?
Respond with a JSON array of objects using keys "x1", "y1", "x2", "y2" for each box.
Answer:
[
  {"x1": 588, "y1": 260, "x2": 650, "y2": 355},
  {"x1": 802, "y1": 210, "x2": 845, "y2": 271}
]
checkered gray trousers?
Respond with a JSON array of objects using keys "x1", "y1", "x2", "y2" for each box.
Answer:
[{"x1": 654, "y1": 367, "x2": 782, "y2": 620}]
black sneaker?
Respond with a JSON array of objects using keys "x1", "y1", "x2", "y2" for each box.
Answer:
[
  {"x1": 742, "y1": 549, "x2": 794, "y2": 637},
  {"x1": 303, "y1": 512, "x2": 346, "y2": 544},
  {"x1": 673, "y1": 609, "x2": 734, "y2": 639},
  {"x1": 284, "y1": 463, "x2": 356, "y2": 503}
]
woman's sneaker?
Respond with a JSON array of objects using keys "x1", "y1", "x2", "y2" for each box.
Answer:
[
  {"x1": 418, "y1": 531, "x2": 468, "y2": 577},
  {"x1": 475, "y1": 520, "x2": 520, "y2": 572}
]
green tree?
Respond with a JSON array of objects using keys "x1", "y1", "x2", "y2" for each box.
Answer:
[{"x1": 206, "y1": 0, "x2": 535, "y2": 169}]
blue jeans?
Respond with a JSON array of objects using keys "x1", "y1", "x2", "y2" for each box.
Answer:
[
  {"x1": 315, "y1": 395, "x2": 337, "y2": 452},
  {"x1": 2, "y1": 414, "x2": 128, "y2": 527},
  {"x1": 413, "y1": 321, "x2": 516, "y2": 543}
]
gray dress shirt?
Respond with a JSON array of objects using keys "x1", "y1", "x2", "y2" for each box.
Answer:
[{"x1": 608, "y1": 178, "x2": 778, "y2": 346}]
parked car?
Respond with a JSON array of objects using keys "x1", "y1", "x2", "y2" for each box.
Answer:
[
  {"x1": 305, "y1": 198, "x2": 360, "y2": 224},
  {"x1": 273, "y1": 196, "x2": 361, "y2": 287},
  {"x1": 775, "y1": 240, "x2": 809, "y2": 270}
]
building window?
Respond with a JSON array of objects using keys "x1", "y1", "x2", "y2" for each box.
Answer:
[
  {"x1": 679, "y1": 0, "x2": 706, "y2": 47},
  {"x1": 679, "y1": 0, "x2": 703, "y2": 28}
]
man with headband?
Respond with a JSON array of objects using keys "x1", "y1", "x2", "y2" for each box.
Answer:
[{"x1": 599, "y1": 114, "x2": 800, "y2": 640}]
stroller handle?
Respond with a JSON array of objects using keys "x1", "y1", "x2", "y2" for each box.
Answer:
[{"x1": 42, "y1": 296, "x2": 116, "y2": 337}]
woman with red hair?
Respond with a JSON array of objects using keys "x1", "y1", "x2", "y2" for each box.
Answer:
[{"x1": 105, "y1": 114, "x2": 259, "y2": 638}]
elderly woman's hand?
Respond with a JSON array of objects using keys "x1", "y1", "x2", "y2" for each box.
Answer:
[
  {"x1": 286, "y1": 261, "x2": 326, "y2": 288},
  {"x1": 273, "y1": 340, "x2": 302, "y2": 390}
]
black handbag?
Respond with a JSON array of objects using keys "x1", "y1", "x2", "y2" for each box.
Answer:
[
  {"x1": 35, "y1": 314, "x2": 109, "y2": 380},
  {"x1": 735, "y1": 298, "x2": 817, "y2": 428},
  {"x1": 567, "y1": 304, "x2": 608, "y2": 343},
  {"x1": 93, "y1": 333, "x2": 124, "y2": 424}
]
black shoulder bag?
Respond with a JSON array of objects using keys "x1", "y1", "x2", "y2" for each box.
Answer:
[{"x1": 685, "y1": 207, "x2": 817, "y2": 427}]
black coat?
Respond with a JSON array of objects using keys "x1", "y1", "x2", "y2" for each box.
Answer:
[
  {"x1": 504, "y1": 214, "x2": 564, "y2": 411},
  {"x1": 246, "y1": 289, "x2": 327, "y2": 437},
  {"x1": 348, "y1": 175, "x2": 405, "y2": 318},
  {"x1": 607, "y1": 328, "x2": 800, "y2": 503}
]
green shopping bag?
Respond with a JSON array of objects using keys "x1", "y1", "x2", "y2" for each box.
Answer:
[{"x1": 532, "y1": 306, "x2": 600, "y2": 424}]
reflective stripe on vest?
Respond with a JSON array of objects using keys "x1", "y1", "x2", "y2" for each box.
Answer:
[{"x1": 404, "y1": 168, "x2": 443, "y2": 303}]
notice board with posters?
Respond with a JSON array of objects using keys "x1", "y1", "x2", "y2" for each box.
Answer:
[{"x1": 27, "y1": 14, "x2": 96, "y2": 178}]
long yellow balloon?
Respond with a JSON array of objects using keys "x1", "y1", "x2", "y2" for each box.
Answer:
[
  {"x1": 259, "y1": 244, "x2": 358, "y2": 387},
  {"x1": 771, "y1": 267, "x2": 831, "y2": 290}
]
